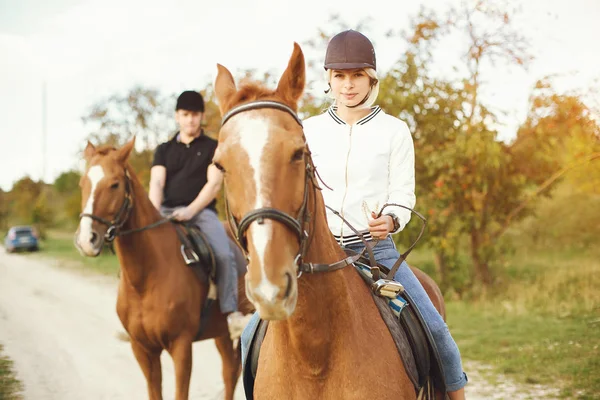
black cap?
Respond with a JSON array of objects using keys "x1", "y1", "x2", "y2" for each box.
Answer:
[
  {"x1": 324, "y1": 30, "x2": 376, "y2": 71},
  {"x1": 176, "y1": 90, "x2": 205, "y2": 112}
]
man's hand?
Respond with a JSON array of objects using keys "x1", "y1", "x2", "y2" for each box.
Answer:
[
  {"x1": 171, "y1": 206, "x2": 196, "y2": 222},
  {"x1": 368, "y1": 211, "x2": 394, "y2": 240}
]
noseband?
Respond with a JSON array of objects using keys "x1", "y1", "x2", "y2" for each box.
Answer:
[{"x1": 222, "y1": 101, "x2": 360, "y2": 275}]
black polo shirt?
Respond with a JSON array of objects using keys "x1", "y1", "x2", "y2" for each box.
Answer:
[{"x1": 152, "y1": 131, "x2": 217, "y2": 211}]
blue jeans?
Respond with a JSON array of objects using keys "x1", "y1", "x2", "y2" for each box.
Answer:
[
  {"x1": 161, "y1": 207, "x2": 238, "y2": 314},
  {"x1": 346, "y1": 236, "x2": 468, "y2": 391}
]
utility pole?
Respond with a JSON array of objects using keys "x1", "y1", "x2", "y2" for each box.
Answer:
[{"x1": 41, "y1": 80, "x2": 47, "y2": 183}]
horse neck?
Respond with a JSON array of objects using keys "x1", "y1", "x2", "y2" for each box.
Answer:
[
  {"x1": 114, "y1": 169, "x2": 179, "y2": 288},
  {"x1": 276, "y1": 185, "x2": 370, "y2": 359}
]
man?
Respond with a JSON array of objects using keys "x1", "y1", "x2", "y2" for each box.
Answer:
[{"x1": 149, "y1": 90, "x2": 247, "y2": 337}]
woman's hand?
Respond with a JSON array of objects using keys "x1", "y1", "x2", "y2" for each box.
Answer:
[{"x1": 368, "y1": 211, "x2": 394, "y2": 240}]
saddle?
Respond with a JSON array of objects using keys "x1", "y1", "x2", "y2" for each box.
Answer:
[
  {"x1": 172, "y1": 222, "x2": 218, "y2": 339},
  {"x1": 242, "y1": 253, "x2": 447, "y2": 400},
  {"x1": 172, "y1": 222, "x2": 217, "y2": 280}
]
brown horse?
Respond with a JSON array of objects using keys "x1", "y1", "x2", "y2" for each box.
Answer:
[
  {"x1": 212, "y1": 43, "x2": 446, "y2": 400},
  {"x1": 74, "y1": 140, "x2": 252, "y2": 400}
]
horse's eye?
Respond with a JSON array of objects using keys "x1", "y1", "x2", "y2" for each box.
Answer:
[
  {"x1": 214, "y1": 162, "x2": 226, "y2": 173},
  {"x1": 110, "y1": 182, "x2": 119, "y2": 190},
  {"x1": 291, "y1": 148, "x2": 304, "y2": 162}
]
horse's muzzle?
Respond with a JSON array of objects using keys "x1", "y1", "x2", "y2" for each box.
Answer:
[
  {"x1": 246, "y1": 271, "x2": 297, "y2": 320},
  {"x1": 74, "y1": 227, "x2": 103, "y2": 257}
]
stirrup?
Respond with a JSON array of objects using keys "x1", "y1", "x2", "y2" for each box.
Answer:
[
  {"x1": 372, "y1": 279, "x2": 405, "y2": 298},
  {"x1": 180, "y1": 245, "x2": 200, "y2": 265}
]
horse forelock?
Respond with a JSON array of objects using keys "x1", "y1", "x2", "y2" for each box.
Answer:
[
  {"x1": 87, "y1": 145, "x2": 134, "y2": 173},
  {"x1": 227, "y1": 81, "x2": 295, "y2": 112},
  {"x1": 85, "y1": 146, "x2": 118, "y2": 170},
  {"x1": 94, "y1": 145, "x2": 118, "y2": 156}
]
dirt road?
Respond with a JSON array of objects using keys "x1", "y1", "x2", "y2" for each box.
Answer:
[
  {"x1": 0, "y1": 248, "x2": 245, "y2": 400},
  {"x1": 0, "y1": 248, "x2": 559, "y2": 399}
]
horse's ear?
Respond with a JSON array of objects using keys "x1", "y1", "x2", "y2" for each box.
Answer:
[
  {"x1": 276, "y1": 43, "x2": 305, "y2": 110},
  {"x1": 215, "y1": 64, "x2": 237, "y2": 115},
  {"x1": 117, "y1": 137, "x2": 136, "y2": 164},
  {"x1": 84, "y1": 141, "x2": 96, "y2": 161}
]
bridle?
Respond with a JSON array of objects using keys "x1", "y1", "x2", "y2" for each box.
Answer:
[
  {"x1": 79, "y1": 169, "x2": 134, "y2": 242},
  {"x1": 221, "y1": 100, "x2": 361, "y2": 275},
  {"x1": 78, "y1": 168, "x2": 171, "y2": 243}
]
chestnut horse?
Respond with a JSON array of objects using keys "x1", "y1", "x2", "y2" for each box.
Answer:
[
  {"x1": 74, "y1": 140, "x2": 252, "y2": 400},
  {"x1": 212, "y1": 43, "x2": 445, "y2": 400}
]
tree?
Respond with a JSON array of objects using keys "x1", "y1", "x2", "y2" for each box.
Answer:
[
  {"x1": 398, "y1": 1, "x2": 535, "y2": 287},
  {"x1": 0, "y1": 189, "x2": 8, "y2": 231},
  {"x1": 8, "y1": 177, "x2": 43, "y2": 224},
  {"x1": 512, "y1": 79, "x2": 600, "y2": 193},
  {"x1": 378, "y1": 52, "x2": 471, "y2": 292},
  {"x1": 494, "y1": 81, "x2": 600, "y2": 241},
  {"x1": 82, "y1": 86, "x2": 175, "y2": 150},
  {"x1": 5, "y1": 177, "x2": 53, "y2": 236},
  {"x1": 54, "y1": 170, "x2": 81, "y2": 194},
  {"x1": 201, "y1": 85, "x2": 231, "y2": 139},
  {"x1": 31, "y1": 189, "x2": 54, "y2": 238},
  {"x1": 53, "y1": 170, "x2": 82, "y2": 225}
]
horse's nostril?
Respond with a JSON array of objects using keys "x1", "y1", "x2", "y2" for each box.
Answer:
[
  {"x1": 90, "y1": 232, "x2": 98, "y2": 245},
  {"x1": 283, "y1": 272, "x2": 293, "y2": 298}
]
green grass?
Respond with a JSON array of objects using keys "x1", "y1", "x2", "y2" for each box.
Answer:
[
  {"x1": 409, "y1": 243, "x2": 600, "y2": 399},
  {"x1": 447, "y1": 302, "x2": 600, "y2": 399},
  {"x1": 0, "y1": 345, "x2": 23, "y2": 400},
  {"x1": 27, "y1": 230, "x2": 120, "y2": 277}
]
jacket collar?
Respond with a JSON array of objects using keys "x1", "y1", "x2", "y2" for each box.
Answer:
[
  {"x1": 327, "y1": 105, "x2": 382, "y2": 126},
  {"x1": 172, "y1": 129, "x2": 204, "y2": 144}
]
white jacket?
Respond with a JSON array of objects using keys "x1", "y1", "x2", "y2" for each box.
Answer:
[{"x1": 303, "y1": 105, "x2": 416, "y2": 245}]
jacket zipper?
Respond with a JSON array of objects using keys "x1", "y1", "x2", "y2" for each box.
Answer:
[{"x1": 339, "y1": 125, "x2": 353, "y2": 245}]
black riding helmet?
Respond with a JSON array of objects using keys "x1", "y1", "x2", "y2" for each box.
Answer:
[
  {"x1": 324, "y1": 30, "x2": 378, "y2": 108},
  {"x1": 324, "y1": 29, "x2": 376, "y2": 71}
]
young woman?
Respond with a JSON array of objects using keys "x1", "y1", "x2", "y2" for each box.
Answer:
[{"x1": 303, "y1": 29, "x2": 468, "y2": 399}]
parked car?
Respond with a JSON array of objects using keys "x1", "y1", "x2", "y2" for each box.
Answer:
[{"x1": 4, "y1": 226, "x2": 39, "y2": 253}]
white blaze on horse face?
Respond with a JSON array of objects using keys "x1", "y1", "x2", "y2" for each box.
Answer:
[
  {"x1": 233, "y1": 114, "x2": 280, "y2": 303},
  {"x1": 78, "y1": 165, "x2": 105, "y2": 254}
]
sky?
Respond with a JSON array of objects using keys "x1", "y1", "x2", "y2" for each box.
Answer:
[{"x1": 0, "y1": 0, "x2": 599, "y2": 191}]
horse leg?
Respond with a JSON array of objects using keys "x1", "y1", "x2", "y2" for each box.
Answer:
[
  {"x1": 214, "y1": 334, "x2": 242, "y2": 400},
  {"x1": 130, "y1": 340, "x2": 163, "y2": 400},
  {"x1": 168, "y1": 337, "x2": 193, "y2": 400}
]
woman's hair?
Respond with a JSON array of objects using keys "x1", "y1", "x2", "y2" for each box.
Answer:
[{"x1": 325, "y1": 68, "x2": 380, "y2": 108}]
